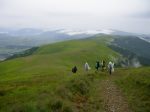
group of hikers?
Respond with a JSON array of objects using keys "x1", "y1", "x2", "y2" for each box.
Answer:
[{"x1": 72, "y1": 60, "x2": 115, "y2": 75}]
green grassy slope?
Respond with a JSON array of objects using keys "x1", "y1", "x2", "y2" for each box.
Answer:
[
  {"x1": 0, "y1": 36, "x2": 120, "y2": 81},
  {"x1": 111, "y1": 36, "x2": 150, "y2": 66},
  {"x1": 0, "y1": 36, "x2": 120, "y2": 111},
  {"x1": 114, "y1": 67, "x2": 150, "y2": 112},
  {"x1": 0, "y1": 35, "x2": 149, "y2": 112}
]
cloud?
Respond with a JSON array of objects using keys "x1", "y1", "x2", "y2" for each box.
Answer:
[
  {"x1": 0, "y1": 0, "x2": 150, "y2": 34},
  {"x1": 131, "y1": 11, "x2": 150, "y2": 18}
]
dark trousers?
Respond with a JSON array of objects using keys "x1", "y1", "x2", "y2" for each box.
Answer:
[{"x1": 109, "y1": 69, "x2": 112, "y2": 75}]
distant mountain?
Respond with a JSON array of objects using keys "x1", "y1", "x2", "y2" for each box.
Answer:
[
  {"x1": 9, "y1": 28, "x2": 43, "y2": 36},
  {"x1": 0, "y1": 28, "x2": 150, "y2": 60},
  {"x1": 0, "y1": 28, "x2": 43, "y2": 36},
  {"x1": 138, "y1": 35, "x2": 150, "y2": 43},
  {"x1": 110, "y1": 30, "x2": 137, "y2": 36},
  {"x1": 110, "y1": 36, "x2": 150, "y2": 66},
  {"x1": 0, "y1": 28, "x2": 94, "y2": 60},
  {"x1": 58, "y1": 29, "x2": 114, "y2": 35}
]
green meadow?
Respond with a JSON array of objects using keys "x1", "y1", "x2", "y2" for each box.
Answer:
[
  {"x1": 0, "y1": 35, "x2": 149, "y2": 112},
  {"x1": 115, "y1": 67, "x2": 150, "y2": 112}
]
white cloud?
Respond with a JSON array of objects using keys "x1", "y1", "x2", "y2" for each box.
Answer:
[
  {"x1": 0, "y1": 0, "x2": 150, "y2": 34},
  {"x1": 58, "y1": 29, "x2": 114, "y2": 35}
]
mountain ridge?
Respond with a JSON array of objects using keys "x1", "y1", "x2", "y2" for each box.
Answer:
[{"x1": 0, "y1": 28, "x2": 150, "y2": 60}]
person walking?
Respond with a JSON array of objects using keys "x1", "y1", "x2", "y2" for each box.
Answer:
[
  {"x1": 108, "y1": 61, "x2": 113, "y2": 75},
  {"x1": 72, "y1": 66, "x2": 77, "y2": 73},
  {"x1": 84, "y1": 62, "x2": 91, "y2": 71},
  {"x1": 101, "y1": 60, "x2": 106, "y2": 71},
  {"x1": 95, "y1": 61, "x2": 100, "y2": 71}
]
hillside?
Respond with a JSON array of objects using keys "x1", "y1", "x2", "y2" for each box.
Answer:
[
  {"x1": 0, "y1": 35, "x2": 120, "y2": 77},
  {"x1": 1, "y1": 28, "x2": 150, "y2": 61},
  {"x1": 109, "y1": 36, "x2": 150, "y2": 66},
  {"x1": 112, "y1": 36, "x2": 150, "y2": 59},
  {"x1": 114, "y1": 67, "x2": 150, "y2": 112},
  {"x1": 0, "y1": 36, "x2": 120, "y2": 111},
  {"x1": 0, "y1": 36, "x2": 150, "y2": 112},
  {"x1": 0, "y1": 29, "x2": 92, "y2": 60}
]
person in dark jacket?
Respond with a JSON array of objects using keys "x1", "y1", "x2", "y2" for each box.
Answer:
[
  {"x1": 95, "y1": 61, "x2": 100, "y2": 71},
  {"x1": 72, "y1": 66, "x2": 77, "y2": 73},
  {"x1": 101, "y1": 60, "x2": 106, "y2": 71}
]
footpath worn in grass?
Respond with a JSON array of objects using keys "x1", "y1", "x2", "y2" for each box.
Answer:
[{"x1": 114, "y1": 67, "x2": 150, "y2": 112}]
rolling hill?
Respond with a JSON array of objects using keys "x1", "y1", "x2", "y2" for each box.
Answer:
[
  {"x1": 0, "y1": 35, "x2": 150, "y2": 112},
  {"x1": 109, "y1": 36, "x2": 150, "y2": 66},
  {"x1": 0, "y1": 29, "x2": 92, "y2": 60},
  {"x1": 0, "y1": 35, "x2": 120, "y2": 79},
  {"x1": 0, "y1": 35, "x2": 120, "y2": 111},
  {"x1": 1, "y1": 28, "x2": 150, "y2": 61}
]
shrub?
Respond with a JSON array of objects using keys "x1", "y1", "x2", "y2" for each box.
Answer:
[
  {"x1": 63, "y1": 106, "x2": 73, "y2": 112},
  {"x1": 50, "y1": 100, "x2": 63, "y2": 111}
]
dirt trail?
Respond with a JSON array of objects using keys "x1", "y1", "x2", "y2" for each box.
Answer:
[{"x1": 101, "y1": 78, "x2": 132, "y2": 112}]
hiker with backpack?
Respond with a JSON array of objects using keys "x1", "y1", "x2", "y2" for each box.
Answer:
[
  {"x1": 108, "y1": 61, "x2": 114, "y2": 75},
  {"x1": 101, "y1": 60, "x2": 106, "y2": 71},
  {"x1": 72, "y1": 66, "x2": 77, "y2": 73},
  {"x1": 111, "y1": 62, "x2": 115, "y2": 72},
  {"x1": 84, "y1": 62, "x2": 91, "y2": 71},
  {"x1": 95, "y1": 61, "x2": 100, "y2": 71}
]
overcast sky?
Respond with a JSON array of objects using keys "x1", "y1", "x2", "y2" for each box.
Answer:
[{"x1": 0, "y1": 0, "x2": 150, "y2": 34}]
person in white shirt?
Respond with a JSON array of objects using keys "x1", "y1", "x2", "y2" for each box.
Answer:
[
  {"x1": 108, "y1": 61, "x2": 114, "y2": 75},
  {"x1": 84, "y1": 62, "x2": 91, "y2": 71}
]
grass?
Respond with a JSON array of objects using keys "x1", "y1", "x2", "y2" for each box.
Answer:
[
  {"x1": 114, "y1": 67, "x2": 150, "y2": 112},
  {"x1": 0, "y1": 36, "x2": 119, "y2": 111},
  {"x1": 0, "y1": 35, "x2": 149, "y2": 111}
]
